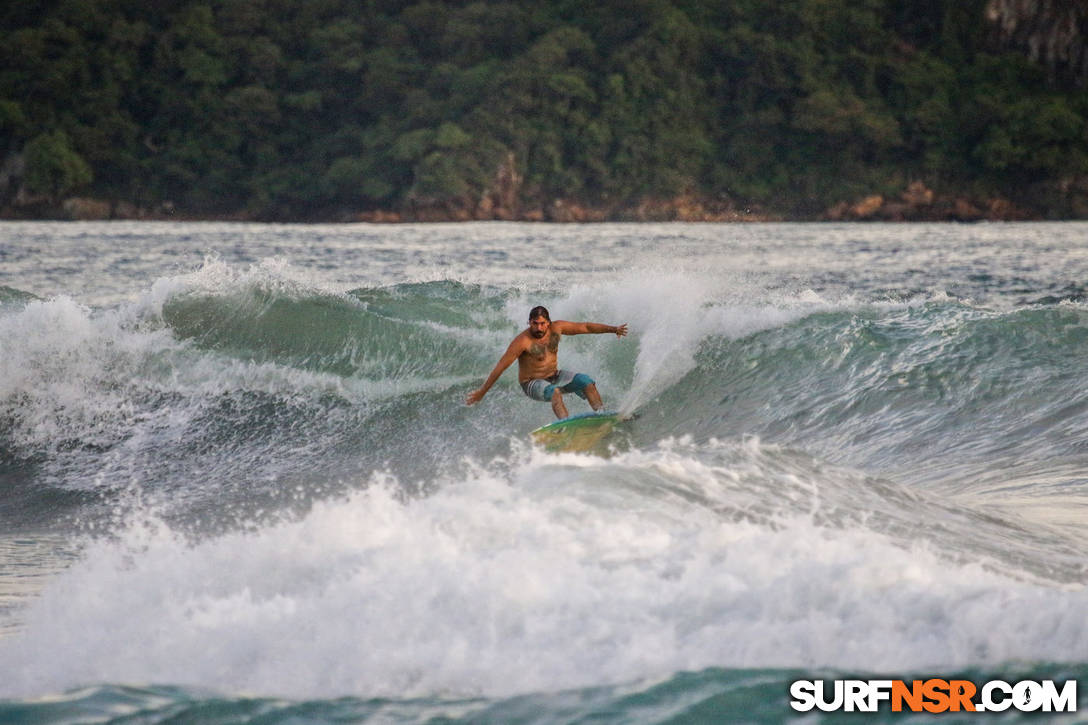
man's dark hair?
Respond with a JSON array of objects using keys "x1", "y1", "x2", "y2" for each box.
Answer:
[{"x1": 528, "y1": 305, "x2": 550, "y2": 321}]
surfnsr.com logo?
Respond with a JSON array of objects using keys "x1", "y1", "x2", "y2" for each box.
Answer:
[{"x1": 790, "y1": 679, "x2": 1078, "y2": 713}]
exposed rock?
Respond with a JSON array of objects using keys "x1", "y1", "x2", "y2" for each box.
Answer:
[
  {"x1": 61, "y1": 197, "x2": 111, "y2": 220},
  {"x1": 474, "y1": 194, "x2": 494, "y2": 220},
  {"x1": 546, "y1": 199, "x2": 574, "y2": 222},
  {"x1": 986, "y1": 198, "x2": 1031, "y2": 220},
  {"x1": 493, "y1": 152, "x2": 520, "y2": 214},
  {"x1": 879, "y1": 201, "x2": 912, "y2": 221},
  {"x1": 383, "y1": 193, "x2": 775, "y2": 223},
  {"x1": 546, "y1": 199, "x2": 607, "y2": 222},
  {"x1": 851, "y1": 195, "x2": 885, "y2": 219},
  {"x1": 0, "y1": 180, "x2": 1049, "y2": 223},
  {"x1": 116, "y1": 201, "x2": 155, "y2": 219},
  {"x1": 901, "y1": 181, "x2": 934, "y2": 206},
  {"x1": 825, "y1": 201, "x2": 851, "y2": 221},
  {"x1": 355, "y1": 210, "x2": 402, "y2": 223},
  {"x1": 952, "y1": 198, "x2": 984, "y2": 221},
  {"x1": 13, "y1": 186, "x2": 49, "y2": 208},
  {"x1": 620, "y1": 195, "x2": 769, "y2": 222},
  {"x1": 474, "y1": 152, "x2": 522, "y2": 220},
  {"x1": 825, "y1": 182, "x2": 1036, "y2": 221}
]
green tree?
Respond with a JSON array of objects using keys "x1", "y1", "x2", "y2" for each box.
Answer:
[
  {"x1": 5, "y1": 0, "x2": 1088, "y2": 219},
  {"x1": 601, "y1": 5, "x2": 713, "y2": 198},
  {"x1": 23, "y1": 129, "x2": 93, "y2": 200}
]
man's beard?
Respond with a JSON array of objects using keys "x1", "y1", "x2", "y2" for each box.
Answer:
[{"x1": 530, "y1": 329, "x2": 546, "y2": 338}]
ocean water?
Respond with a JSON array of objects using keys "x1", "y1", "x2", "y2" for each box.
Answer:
[{"x1": 0, "y1": 221, "x2": 1087, "y2": 723}]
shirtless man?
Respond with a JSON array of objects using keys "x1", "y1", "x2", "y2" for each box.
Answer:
[{"x1": 465, "y1": 305, "x2": 628, "y2": 419}]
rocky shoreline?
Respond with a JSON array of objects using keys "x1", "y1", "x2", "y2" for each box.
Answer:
[
  {"x1": 0, "y1": 180, "x2": 1067, "y2": 223},
  {"x1": 823, "y1": 182, "x2": 1036, "y2": 222}
]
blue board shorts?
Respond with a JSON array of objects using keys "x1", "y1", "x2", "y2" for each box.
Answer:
[{"x1": 521, "y1": 370, "x2": 595, "y2": 402}]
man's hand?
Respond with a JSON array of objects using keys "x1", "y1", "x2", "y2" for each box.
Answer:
[
  {"x1": 614, "y1": 323, "x2": 628, "y2": 338},
  {"x1": 465, "y1": 388, "x2": 485, "y2": 406}
]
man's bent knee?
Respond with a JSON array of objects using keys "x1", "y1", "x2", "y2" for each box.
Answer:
[{"x1": 585, "y1": 383, "x2": 603, "y2": 410}]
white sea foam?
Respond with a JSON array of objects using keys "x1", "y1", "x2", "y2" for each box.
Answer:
[
  {"x1": 4, "y1": 223, "x2": 1088, "y2": 706},
  {"x1": 503, "y1": 270, "x2": 848, "y2": 415},
  {"x1": 1, "y1": 443, "x2": 1085, "y2": 700},
  {"x1": 0, "y1": 295, "x2": 180, "y2": 452},
  {"x1": 0, "y1": 292, "x2": 357, "y2": 458}
]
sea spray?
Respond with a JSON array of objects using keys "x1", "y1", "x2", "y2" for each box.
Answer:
[
  {"x1": 3, "y1": 222, "x2": 1088, "y2": 722},
  {"x1": 2, "y1": 442, "x2": 1087, "y2": 700}
]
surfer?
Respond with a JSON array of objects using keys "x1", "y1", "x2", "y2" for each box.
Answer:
[{"x1": 465, "y1": 305, "x2": 628, "y2": 419}]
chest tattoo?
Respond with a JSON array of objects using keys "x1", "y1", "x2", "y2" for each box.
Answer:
[{"x1": 528, "y1": 332, "x2": 560, "y2": 359}]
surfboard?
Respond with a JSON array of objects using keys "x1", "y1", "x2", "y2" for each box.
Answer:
[{"x1": 530, "y1": 411, "x2": 622, "y2": 453}]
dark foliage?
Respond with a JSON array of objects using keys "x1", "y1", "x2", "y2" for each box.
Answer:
[{"x1": 2, "y1": 0, "x2": 1086, "y2": 218}]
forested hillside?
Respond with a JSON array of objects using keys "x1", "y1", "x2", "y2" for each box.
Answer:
[{"x1": 4, "y1": 0, "x2": 1088, "y2": 221}]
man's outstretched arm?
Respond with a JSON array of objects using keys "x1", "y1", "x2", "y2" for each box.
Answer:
[
  {"x1": 553, "y1": 321, "x2": 628, "y2": 337},
  {"x1": 466, "y1": 338, "x2": 523, "y2": 406}
]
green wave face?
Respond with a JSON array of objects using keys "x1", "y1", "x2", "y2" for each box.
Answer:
[
  {"x1": 159, "y1": 280, "x2": 506, "y2": 379},
  {"x1": 641, "y1": 301, "x2": 1088, "y2": 486},
  {"x1": 5, "y1": 664, "x2": 1086, "y2": 725},
  {"x1": 3, "y1": 260, "x2": 1088, "y2": 717},
  {"x1": 5, "y1": 277, "x2": 1088, "y2": 522},
  {"x1": 5, "y1": 224, "x2": 1088, "y2": 720}
]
